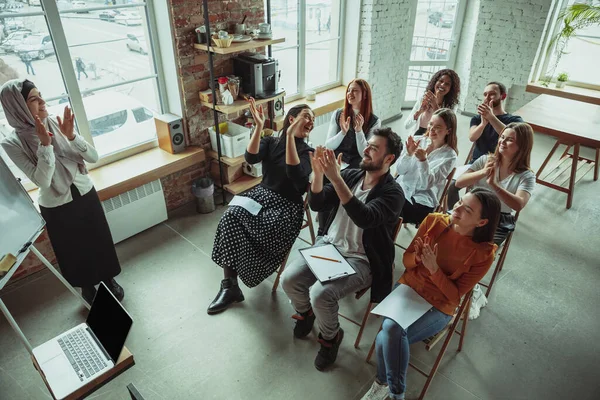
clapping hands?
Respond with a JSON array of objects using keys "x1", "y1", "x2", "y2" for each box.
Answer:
[{"x1": 414, "y1": 236, "x2": 439, "y2": 274}]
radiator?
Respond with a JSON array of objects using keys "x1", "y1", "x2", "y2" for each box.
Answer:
[{"x1": 101, "y1": 179, "x2": 168, "y2": 244}]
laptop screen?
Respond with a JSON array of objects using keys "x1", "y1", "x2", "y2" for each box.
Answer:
[{"x1": 86, "y1": 283, "x2": 133, "y2": 362}]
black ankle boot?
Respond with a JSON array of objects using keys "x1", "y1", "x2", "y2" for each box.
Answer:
[
  {"x1": 103, "y1": 278, "x2": 124, "y2": 301},
  {"x1": 292, "y1": 309, "x2": 315, "y2": 338},
  {"x1": 81, "y1": 286, "x2": 97, "y2": 305},
  {"x1": 207, "y1": 278, "x2": 244, "y2": 315},
  {"x1": 315, "y1": 328, "x2": 344, "y2": 371}
]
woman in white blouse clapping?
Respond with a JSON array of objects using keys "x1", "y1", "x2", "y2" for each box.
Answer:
[
  {"x1": 0, "y1": 79, "x2": 124, "y2": 305},
  {"x1": 396, "y1": 108, "x2": 458, "y2": 224}
]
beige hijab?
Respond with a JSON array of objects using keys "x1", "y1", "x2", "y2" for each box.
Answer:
[{"x1": 0, "y1": 79, "x2": 87, "y2": 197}]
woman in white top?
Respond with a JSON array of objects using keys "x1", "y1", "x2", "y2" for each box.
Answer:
[
  {"x1": 405, "y1": 69, "x2": 461, "y2": 136},
  {"x1": 396, "y1": 108, "x2": 458, "y2": 225},
  {"x1": 0, "y1": 80, "x2": 124, "y2": 304},
  {"x1": 456, "y1": 122, "x2": 535, "y2": 245}
]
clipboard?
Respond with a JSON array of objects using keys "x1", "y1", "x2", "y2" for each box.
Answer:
[{"x1": 299, "y1": 244, "x2": 356, "y2": 283}]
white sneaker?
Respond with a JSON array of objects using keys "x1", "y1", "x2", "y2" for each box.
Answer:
[
  {"x1": 468, "y1": 284, "x2": 488, "y2": 320},
  {"x1": 360, "y1": 380, "x2": 389, "y2": 400}
]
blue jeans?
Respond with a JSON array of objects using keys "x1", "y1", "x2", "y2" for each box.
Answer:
[{"x1": 375, "y1": 291, "x2": 452, "y2": 399}]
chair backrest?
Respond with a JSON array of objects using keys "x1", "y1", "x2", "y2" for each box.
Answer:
[
  {"x1": 392, "y1": 217, "x2": 403, "y2": 242},
  {"x1": 464, "y1": 142, "x2": 475, "y2": 165},
  {"x1": 435, "y1": 168, "x2": 456, "y2": 213}
]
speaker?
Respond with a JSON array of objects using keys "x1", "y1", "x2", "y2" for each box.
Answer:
[
  {"x1": 243, "y1": 161, "x2": 263, "y2": 177},
  {"x1": 273, "y1": 95, "x2": 284, "y2": 117},
  {"x1": 155, "y1": 114, "x2": 185, "y2": 154}
]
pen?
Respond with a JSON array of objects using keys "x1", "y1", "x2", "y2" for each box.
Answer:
[{"x1": 311, "y1": 255, "x2": 341, "y2": 263}]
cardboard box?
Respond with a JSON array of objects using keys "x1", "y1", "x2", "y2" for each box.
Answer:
[
  {"x1": 210, "y1": 160, "x2": 244, "y2": 184},
  {"x1": 199, "y1": 89, "x2": 214, "y2": 103}
]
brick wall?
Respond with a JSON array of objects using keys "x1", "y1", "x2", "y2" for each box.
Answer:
[
  {"x1": 456, "y1": 0, "x2": 553, "y2": 114},
  {"x1": 168, "y1": 0, "x2": 265, "y2": 146},
  {"x1": 357, "y1": 0, "x2": 413, "y2": 121}
]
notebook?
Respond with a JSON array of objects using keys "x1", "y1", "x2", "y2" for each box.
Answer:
[{"x1": 299, "y1": 244, "x2": 356, "y2": 283}]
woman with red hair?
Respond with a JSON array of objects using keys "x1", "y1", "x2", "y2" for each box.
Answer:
[{"x1": 319, "y1": 79, "x2": 380, "y2": 234}]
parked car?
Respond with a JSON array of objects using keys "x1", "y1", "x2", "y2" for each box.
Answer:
[
  {"x1": 99, "y1": 9, "x2": 121, "y2": 21},
  {"x1": 126, "y1": 33, "x2": 146, "y2": 54},
  {"x1": 428, "y1": 11, "x2": 453, "y2": 28},
  {"x1": 115, "y1": 12, "x2": 142, "y2": 26},
  {"x1": 48, "y1": 92, "x2": 157, "y2": 156},
  {"x1": 2, "y1": 11, "x2": 25, "y2": 32},
  {"x1": 72, "y1": 1, "x2": 88, "y2": 13},
  {"x1": 14, "y1": 34, "x2": 54, "y2": 60},
  {"x1": 1, "y1": 29, "x2": 32, "y2": 53},
  {"x1": 426, "y1": 45, "x2": 448, "y2": 60}
]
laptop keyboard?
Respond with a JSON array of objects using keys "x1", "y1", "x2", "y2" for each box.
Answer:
[{"x1": 58, "y1": 328, "x2": 107, "y2": 381}]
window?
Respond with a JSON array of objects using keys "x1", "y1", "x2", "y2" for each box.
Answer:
[
  {"x1": 402, "y1": 0, "x2": 466, "y2": 107},
  {"x1": 0, "y1": 0, "x2": 164, "y2": 186},
  {"x1": 268, "y1": 0, "x2": 344, "y2": 99},
  {"x1": 537, "y1": 0, "x2": 600, "y2": 87}
]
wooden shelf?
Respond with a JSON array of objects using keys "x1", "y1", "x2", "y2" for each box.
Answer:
[
  {"x1": 207, "y1": 150, "x2": 246, "y2": 167},
  {"x1": 223, "y1": 174, "x2": 262, "y2": 195},
  {"x1": 200, "y1": 92, "x2": 285, "y2": 114},
  {"x1": 193, "y1": 37, "x2": 285, "y2": 54},
  {"x1": 287, "y1": 86, "x2": 346, "y2": 117},
  {"x1": 527, "y1": 82, "x2": 600, "y2": 106}
]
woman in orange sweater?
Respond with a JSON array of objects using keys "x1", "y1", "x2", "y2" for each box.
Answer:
[{"x1": 361, "y1": 188, "x2": 501, "y2": 400}]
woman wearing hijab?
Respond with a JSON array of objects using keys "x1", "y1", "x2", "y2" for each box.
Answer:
[{"x1": 0, "y1": 79, "x2": 124, "y2": 304}]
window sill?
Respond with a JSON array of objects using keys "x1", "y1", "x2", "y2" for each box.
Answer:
[
  {"x1": 28, "y1": 146, "x2": 206, "y2": 205},
  {"x1": 527, "y1": 82, "x2": 600, "y2": 106},
  {"x1": 275, "y1": 86, "x2": 346, "y2": 130}
]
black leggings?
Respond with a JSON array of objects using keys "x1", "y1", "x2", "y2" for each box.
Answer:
[{"x1": 401, "y1": 199, "x2": 434, "y2": 225}]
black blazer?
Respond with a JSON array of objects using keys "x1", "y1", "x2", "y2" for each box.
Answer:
[{"x1": 309, "y1": 169, "x2": 405, "y2": 302}]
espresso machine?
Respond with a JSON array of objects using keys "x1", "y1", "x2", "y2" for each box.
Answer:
[{"x1": 233, "y1": 52, "x2": 283, "y2": 99}]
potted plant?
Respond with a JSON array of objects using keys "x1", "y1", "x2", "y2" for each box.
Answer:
[
  {"x1": 556, "y1": 72, "x2": 568, "y2": 89},
  {"x1": 542, "y1": 3, "x2": 600, "y2": 86}
]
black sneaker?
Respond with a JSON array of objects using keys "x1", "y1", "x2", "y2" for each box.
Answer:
[
  {"x1": 207, "y1": 278, "x2": 245, "y2": 315},
  {"x1": 292, "y1": 309, "x2": 315, "y2": 338},
  {"x1": 314, "y1": 328, "x2": 344, "y2": 371}
]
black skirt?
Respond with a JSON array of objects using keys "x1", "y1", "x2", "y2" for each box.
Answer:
[
  {"x1": 211, "y1": 185, "x2": 304, "y2": 288},
  {"x1": 40, "y1": 185, "x2": 121, "y2": 287},
  {"x1": 494, "y1": 212, "x2": 516, "y2": 245}
]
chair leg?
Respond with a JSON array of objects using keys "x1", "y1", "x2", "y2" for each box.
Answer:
[
  {"x1": 365, "y1": 324, "x2": 382, "y2": 363},
  {"x1": 306, "y1": 208, "x2": 316, "y2": 245},
  {"x1": 418, "y1": 294, "x2": 469, "y2": 400},
  {"x1": 354, "y1": 302, "x2": 374, "y2": 349},
  {"x1": 594, "y1": 147, "x2": 599, "y2": 181},
  {"x1": 272, "y1": 251, "x2": 291, "y2": 292},
  {"x1": 458, "y1": 296, "x2": 471, "y2": 352}
]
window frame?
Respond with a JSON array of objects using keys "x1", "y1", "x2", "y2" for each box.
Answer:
[
  {"x1": 270, "y1": 0, "x2": 345, "y2": 102},
  {"x1": 532, "y1": 0, "x2": 600, "y2": 90},
  {"x1": 0, "y1": 0, "x2": 168, "y2": 174}
]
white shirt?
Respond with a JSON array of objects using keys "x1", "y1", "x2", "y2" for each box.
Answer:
[
  {"x1": 323, "y1": 179, "x2": 371, "y2": 262},
  {"x1": 395, "y1": 141, "x2": 457, "y2": 208},
  {"x1": 2, "y1": 134, "x2": 99, "y2": 208},
  {"x1": 469, "y1": 155, "x2": 536, "y2": 214},
  {"x1": 325, "y1": 110, "x2": 382, "y2": 155}
]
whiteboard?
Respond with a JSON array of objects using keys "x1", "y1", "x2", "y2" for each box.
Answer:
[{"x1": 0, "y1": 155, "x2": 45, "y2": 288}]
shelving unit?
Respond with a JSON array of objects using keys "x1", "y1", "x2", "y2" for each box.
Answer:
[
  {"x1": 193, "y1": 38, "x2": 284, "y2": 54},
  {"x1": 200, "y1": 92, "x2": 285, "y2": 114},
  {"x1": 200, "y1": 0, "x2": 278, "y2": 204}
]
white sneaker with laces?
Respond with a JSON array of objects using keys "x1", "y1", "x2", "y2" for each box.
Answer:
[
  {"x1": 361, "y1": 380, "x2": 389, "y2": 400},
  {"x1": 469, "y1": 284, "x2": 488, "y2": 320}
]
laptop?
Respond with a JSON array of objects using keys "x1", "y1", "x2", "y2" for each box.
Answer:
[{"x1": 32, "y1": 282, "x2": 133, "y2": 400}]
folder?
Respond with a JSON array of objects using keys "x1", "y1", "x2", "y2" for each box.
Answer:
[{"x1": 299, "y1": 244, "x2": 356, "y2": 283}]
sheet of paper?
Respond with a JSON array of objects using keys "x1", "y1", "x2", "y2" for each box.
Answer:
[
  {"x1": 454, "y1": 164, "x2": 472, "y2": 179},
  {"x1": 228, "y1": 195, "x2": 262, "y2": 216},
  {"x1": 299, "y1": 244, "x2": 356, "y2": 283},
  {"x1": 371, "y1": 284, "x2": 432, "y2": 329}
]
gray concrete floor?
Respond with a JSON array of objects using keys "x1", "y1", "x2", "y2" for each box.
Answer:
[{"x1": 1, "y1": 113, "x2": 599, "y2": 400}]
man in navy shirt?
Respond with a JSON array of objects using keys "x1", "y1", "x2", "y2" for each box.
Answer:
[{"x1": 447, "y1": 81, "x2": 523, "y2": 209}]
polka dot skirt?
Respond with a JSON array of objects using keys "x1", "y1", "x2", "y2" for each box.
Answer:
[{"x1": 211, "y1": 185, "x2": 304, "y2": 288}]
